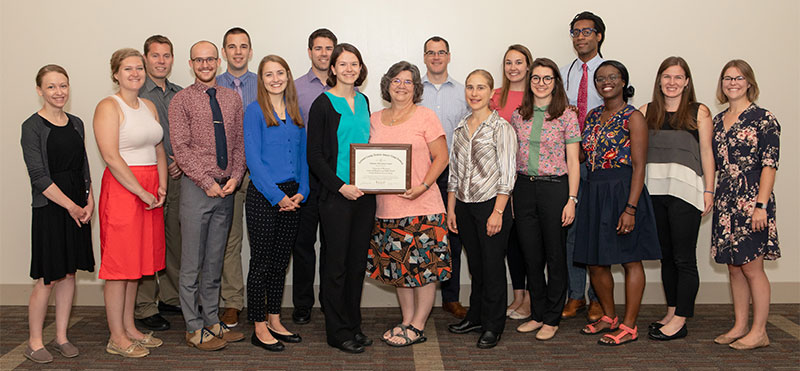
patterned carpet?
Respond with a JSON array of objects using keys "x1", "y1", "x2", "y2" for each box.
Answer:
[{"x1": 1, "y1": 304, "x2": 797, "y2": 370}]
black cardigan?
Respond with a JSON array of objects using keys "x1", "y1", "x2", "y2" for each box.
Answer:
[{"x1": 306, "y1": 92, "x2": 370, "y2": 198}]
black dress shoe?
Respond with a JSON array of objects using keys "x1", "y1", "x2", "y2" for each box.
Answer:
[
  {"x1": 448, "y1": 319, "x2": 482, "y2": 334},
  {"x1": 251, "y1": 332, "x2": 285, "y2": 351},
  {"x1": 648, "y1": 322, "x2": 664, "y2": 332},
  {"x1": 333, "y1": 340, "x2": 364, "y2": 354},
  {"x1": 268, "y1": 327, "x2": 302, "y2": 343},
  {"x1": 157, "y1": 302, "x2": 182, "y2": 313},
  {"x1": 292, "y1": 308, "x2": 311, "y2": 325},
  {"x1": 648, "y1": 325, "x2": 688, "y2": 341},
  {"x1": 135, "y1": 314, "x2": 170, "y2": 331},
  {"x1": 477, "y1": 331, "x2": 501, "y2": 349},
  {"x1": 354, "y1": 333, "x2": 373, "y2": 347}
]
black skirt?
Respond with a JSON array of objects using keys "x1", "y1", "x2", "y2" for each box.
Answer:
[{"x1": 573, "y1": 167, "x2": 661, "y2": 265}]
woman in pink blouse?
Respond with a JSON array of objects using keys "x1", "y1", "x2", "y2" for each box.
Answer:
[
  {"x1": 366, "y1": 61, "x2": 450, "y2": 347},
  {"x1": 510, "y1": 58, "x2": 581, "y2": 340}
]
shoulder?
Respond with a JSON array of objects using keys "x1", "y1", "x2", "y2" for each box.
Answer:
[
  {"x1": 638, "y1": 103, "x2": 650, "y2": 115},
  {"x1": 96, "y1": 96, "x2": 121, "y2": 112},
  {"x1": 245, "y1": 101, "x2": 263, "y2": 117},
  {"x1": 560, "y1": 108, "x2": 577, "y2": 122},
  {"x1": 696, "y1": 103, "x2": 711, "y2": 118},
  {"x1": 21, "y1": 113, "x2": 44, "y2": 130}
]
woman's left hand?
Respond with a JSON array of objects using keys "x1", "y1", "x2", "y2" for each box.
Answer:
[
  {"x1": 154, "y1": 185, "x2": 167, "y2": 208},
  {"x1": 561, "y1": 201, "x2": 576, "y2": 227},
  {"x1": 751, "y1": 207, "x2": 768, "y2": 232},
  {"x1": 616, "y1": 211, "x2": 635, "y2": 235},
  {"x1": 486, "y1": 211, "x2": 503, "y2": 237},
  {"x1": 701, "y1": 192, "x2": 714, "y2": 217},
  {"x1": 399, "y1": 185, "x2": 426, "y2": 200}
]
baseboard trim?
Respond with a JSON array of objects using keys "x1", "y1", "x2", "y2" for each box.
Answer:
[{"x1": 1, "y1": 282, "x2": 798, "y2": 306}]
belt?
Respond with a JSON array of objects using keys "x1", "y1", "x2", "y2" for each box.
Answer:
[{"x1": 517, "y1": 173, "x2": 566, "y2": 183}]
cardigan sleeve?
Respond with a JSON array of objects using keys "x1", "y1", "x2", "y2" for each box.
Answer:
[
  {"x1": 306, "y1": 94, "x2": 345, "y2": 193},
  {"x1": 20, "y1": 114, "x2": 54, "y2": 195}
]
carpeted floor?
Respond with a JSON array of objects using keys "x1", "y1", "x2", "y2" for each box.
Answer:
[{"x1": 1, "y1": 304, "x2": 797, "y2": 370}]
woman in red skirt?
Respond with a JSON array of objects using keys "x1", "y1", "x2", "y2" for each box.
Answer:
[{"x1": 93, "y1": 48, "x2": 167, "y2": 358}]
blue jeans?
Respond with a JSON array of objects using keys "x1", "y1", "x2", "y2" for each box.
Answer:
[{"x1": 566, "y1": 165, "x2": 597, "y2": 302}]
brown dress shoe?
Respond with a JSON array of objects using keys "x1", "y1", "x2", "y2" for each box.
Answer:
[
  {"x1": 561, "y1": 299, "x2": 586, "y2": 319},
  {"x1": 220, "y1": 308, "x2": 240, "y2": 327},
  {"x1": 587, "y1": 301, "x2": 604, "y2": 322},
  {"x1": 443, "y1": 302, "x2": 467, "y2": 319}
]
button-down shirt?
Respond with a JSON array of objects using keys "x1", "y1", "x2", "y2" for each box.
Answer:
[
  {"x1": 217, "y1": 71, "x2": 258, "y2": 110},
  {"x1": 169, "y1": 82, "x2": 246, "y2": 191},
  {"x1": 243, "y1": 101, "x2": 309, "y2": 205},
  {"x1": 511, "y1": 107, "x2": 581, "y2": 176},
  {"x1": 139, "y1": 76, "x2": 182, "y2": 163},
  {"x1": 421, "y1": 74, "x2": 469, "y2": 150},
  {"x1": 561, "y1": 54, "x2": 604, "y2": 111},
  {"x1": 448, "y1": 110, "x2": 518, "y2": 203},
  {"x1": 295, "y1": 68, "x2": 329, "y2": 125}
]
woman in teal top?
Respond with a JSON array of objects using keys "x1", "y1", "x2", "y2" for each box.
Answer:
[{"x1": 306, "y1": 43, "x2": 374, "y2": 354}]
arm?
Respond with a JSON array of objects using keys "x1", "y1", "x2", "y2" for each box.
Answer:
[
  {"x1": 93, "y1": 97, "x2": 157, "y2": 209},
  {"x1": 143, "y1": 99, "x2": 168, "y2": 207},
  {"x1": 243, "y1": 107, "x2": 296, "y2": 209},
  {"x1": 225, "y1": 97, "x2": 246, "y2": 193},
  {"x1": 447, "y1": 191, "x2": 458, "y2": 233},
  {"x1": 618, "y1": 110, "x2": 647, "y2": 235},
  {"x1": 487, "y1": 194, "x2": 510, "y2": 237},
  {"x1": 295, "y1": 124, "x2": 310, "y2": 203},
  {"x1": 563, "y1": 142, "x2": 580, "y2": 226},
  {"x1": 306, "y1": 96, "x2": 347, "y2": 194},
  {"x1": 696, "y1": 104, "x2": 716, "y2": 216},
  {"x1": 752, "y1": 111, "x2": 781, "y2": 232},
  {"x1": 401, "y1": 113, "x2": 449, "y2": 200},
  {"x1": 169, "y1": 93, "x2": 216, "y2": 192},
  {"x1": 488, "y1": 122, "x2": 518, "y2": 236}
]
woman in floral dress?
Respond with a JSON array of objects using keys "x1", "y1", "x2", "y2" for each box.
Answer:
[{"x1": 711, "y1": 59, "x2": 780, "y2": 350}]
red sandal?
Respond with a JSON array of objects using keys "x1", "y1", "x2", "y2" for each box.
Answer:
[
  {"x1": 581, "y1": 315, "x2": 619, "y2": 335},
  {"x1": 598, "y1": 324, "x2": 638, "y2": 346}
]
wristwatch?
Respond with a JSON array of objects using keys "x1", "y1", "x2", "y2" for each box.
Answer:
[
  {"x1": 755, "y1": 202, "x2": 767, "y2": 210},
  {"x1": 569, "y1": 195, "x2": 579, "y2": 205}
]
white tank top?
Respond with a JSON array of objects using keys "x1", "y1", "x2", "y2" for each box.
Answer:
[{"x1": 110, "y1": 95, "x2": 163, "y2": 166}]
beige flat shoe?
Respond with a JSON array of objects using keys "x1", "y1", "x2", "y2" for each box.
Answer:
[
  {"x1": 730, "y1": 335, "x2": 770, "y2": 350},
  {"x1": 106, "y1": 340, "x2": 149, "y2": 358},
  {"x1": 516, "y1": 320, "x2": 543, "y2": 333},
  {"x1": 536, "y1": 325, "x2": 558, "y2": 341},
  {"x1": 714, "y1": 332, "x2": 745, "y2": 345},
  {"x1": 132, "y1": 332, "x2": 163, "y2": 348}
]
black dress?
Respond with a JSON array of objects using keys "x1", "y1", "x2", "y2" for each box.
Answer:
[{"x1": 30, "y1": 116, "x2": 94, "y2": 284}]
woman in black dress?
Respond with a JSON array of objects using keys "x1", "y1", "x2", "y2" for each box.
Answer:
[{"x1": 20, "y1": 64, "x2": 94, "y2": 363}]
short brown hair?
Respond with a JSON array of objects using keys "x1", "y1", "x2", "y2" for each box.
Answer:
[
  {"x1": 110, "y1": 48, "x2": 144, "y2": 84},
  {"x1": 36, "y1": 64, "x2": 69, "y2": 87},
  {"x1": 223, "y1": 27, "x2": 251, "y2": 48},
  {"x1": 144, "y1": 35, "x2": 173, "y2": 56},
  {"x1": 379, "y1": 61, "x2": 423, "y2": 104},
  {"x1": 308, "y1": 28, "x2": 337, "y2": 49},
  {"x1": 717, "y1": 59, "x2": 759, "y2": 104},
  {"x1": 326, "y1": 43, "x2": 367, "y2": 87}
]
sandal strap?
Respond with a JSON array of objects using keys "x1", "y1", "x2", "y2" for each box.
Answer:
[
  {"x1": 406, "y1": 325, "x2": 424, "y2": 337},
  {"x1": 584, "y1": 315, "x2": 618, "y2": 333},
  {"x1": 601, "y1": 324, "x2": 638, "y2": 344}
]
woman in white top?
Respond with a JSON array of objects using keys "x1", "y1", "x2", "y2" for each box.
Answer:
[{"x1": 93, "y1": 48, "x2": 167, "y2": 358}]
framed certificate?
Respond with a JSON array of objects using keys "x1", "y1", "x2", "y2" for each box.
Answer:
[{"x1": 350, "y1": 143, "x2": 412, "y2": 194}]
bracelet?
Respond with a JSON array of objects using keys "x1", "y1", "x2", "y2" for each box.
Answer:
[
  {"x1": 494, "y1": 208, "x2": 504, "y2": 215},
  {"x1": 569, "y1": 196, "x2": 579, "y2": 205},
  {"x1": 624, "y1": 210, "x2": 636, "y2": 216},
  {"x1": 625, "y1": 203, "x2": 637, "y2": 210},
  {"x1": 704, "y1": 190, "x2": 715, "y2": 195},
  {"x1": 422, "y1": 182, "x2": 430, "y2": 190}
]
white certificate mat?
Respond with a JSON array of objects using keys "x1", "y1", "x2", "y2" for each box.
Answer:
[{"x1": 350, "y1": 144, "x2": 411, "y2": 194}]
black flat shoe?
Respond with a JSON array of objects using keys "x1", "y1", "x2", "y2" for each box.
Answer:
[
  {"x1": 135, "y1": 314, "x2": 170, "y2": 331},
  {"x1": 268, "y1": 327, "x2": 301, "y2": 343},
  {"x1": 648, "y1": 322, "x2": 664, "y2": 332},
  {"x1": 157, "y1": 302, "x2": 182, "y2": 313},
  {"x1": 334, "y1": 340, "x2": 364, "y2": 354},
  {"x1": 477, "y1": 331, "x2": 501, "y2": 349},
  {"x1": 448, "y1": 319, "x2": 482, "y2": 334},
  {"x1": 354, "y1": 333, "x2": 373, "y2": 347},
  {"x1": 251, "y1": 332, "x2": 285, "y2": 352},
  {"x1": 292, "y1": 308, "x2": 311, "y2": 325},
  {"x1": 648, "y1": 325, "x2": 688, "y2": 341}
]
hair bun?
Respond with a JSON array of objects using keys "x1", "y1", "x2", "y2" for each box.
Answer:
[{"x1": 624, "y1": 85, "x2": 635, "y2": 99}]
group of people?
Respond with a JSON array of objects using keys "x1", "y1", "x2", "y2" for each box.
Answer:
[{"x1": 20, "y1": 10, "x2": 781, "y2": 363}]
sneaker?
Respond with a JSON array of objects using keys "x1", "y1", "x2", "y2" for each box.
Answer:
[
  {"x1": 186, "y1": 328, "x2": 227, "y2": 351},
  {"x1": 106, "y1": 339, "x2": 149, "y2": 358},
  {"x1": 208, "y1": 322, "x2": 245, "y2": 343},
  {"x1": 220, "y1": 308, "x2": 240, "y2": 327}
]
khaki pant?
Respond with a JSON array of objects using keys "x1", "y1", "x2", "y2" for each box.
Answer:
[
  {"x1": 219, "y1": 172, "x2": 248, "y2": 310},
  {"x1": 135, "y1": 175, "x2": 182, "y2": 319}
]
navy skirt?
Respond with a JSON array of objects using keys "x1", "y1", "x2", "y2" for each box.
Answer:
[{"x1": 574, "y1": 167, "x2": 661, "y2": 265}]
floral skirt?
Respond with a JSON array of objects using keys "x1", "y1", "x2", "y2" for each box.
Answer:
[{"x1": 367, "y1": 213, "x2": 451, "y2": 287}]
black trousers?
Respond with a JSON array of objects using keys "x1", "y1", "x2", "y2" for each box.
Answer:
[
  {"x1": 513, "y1": 176, "x2": 569, "y2": 326},
  {"x1": 506, "y1": 223, "x2": 526, "y2": 290},
  {"x1": 292, "y1": 177, "x2": 326, "y2": 310},
  {"x1": 456, "y1": 197, "x2": 511, "y2": 334},
  {"x1": 436, "y1": 167, "x2": 462, "y2": 303},
  {"x1": 652, "y1": 195, "x2": 701, "y2": 317},
  {"x1": 318, "y1": 192, "x2": 376, "y2": 345},
  {"x1": 245, "y1": 182, "x2": 300, "y2": 320}
]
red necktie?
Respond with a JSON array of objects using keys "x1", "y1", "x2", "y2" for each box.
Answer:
[{"x1": 577, "y1": 63, "x2": 588, "y2": 131}]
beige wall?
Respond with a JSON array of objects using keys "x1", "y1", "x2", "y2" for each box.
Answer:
[{"x1": 1, "y1": 0, "x2": 798, "y2": 305}]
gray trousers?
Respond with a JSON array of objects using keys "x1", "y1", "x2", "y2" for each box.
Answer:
[{"x1": 178, "y1": 176, "x2": 234, "y2": 332}]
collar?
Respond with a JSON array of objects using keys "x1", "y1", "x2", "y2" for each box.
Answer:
[
  {"x1": 579, "y1": 54, "x2": 604, "y2": 70},
  {"x1": 422, "y1": 73, "x2": 455, "y2": 87},
  {"x1": 144, "y1": 75, "x2": 179, "y2": 93},
  {"x1": 456, "y1": 110, "x2": 501, "y2": 130},
  {"x1": 534, "y1": 105, "x2": 548, "y2": 112},
  {"x1": 190, "y1": 81, "x2": 219, "y2": 93}
]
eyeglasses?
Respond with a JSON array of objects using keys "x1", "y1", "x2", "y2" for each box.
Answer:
[
  {"x1": 391, "y1": 78, "x2": 414, "y2": 86},
  {"x1": 722, "y1": 76, "x2": 746, "y2": 82},
  {"x1": 192, "y1": 57, "x2": 218, "y2": 64},
  {"x1": 424, "y1": 50, "x2": 449, "y2": 57},
  {"x1": 594, "y1": 74, "x2": 620, "y2": 84},
  {"x1": 570, "y1": 28, "x2": 597, "y2": 38},
  {"x1": 531, "y1": 75, "x2": 554, "y2": 85}
]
